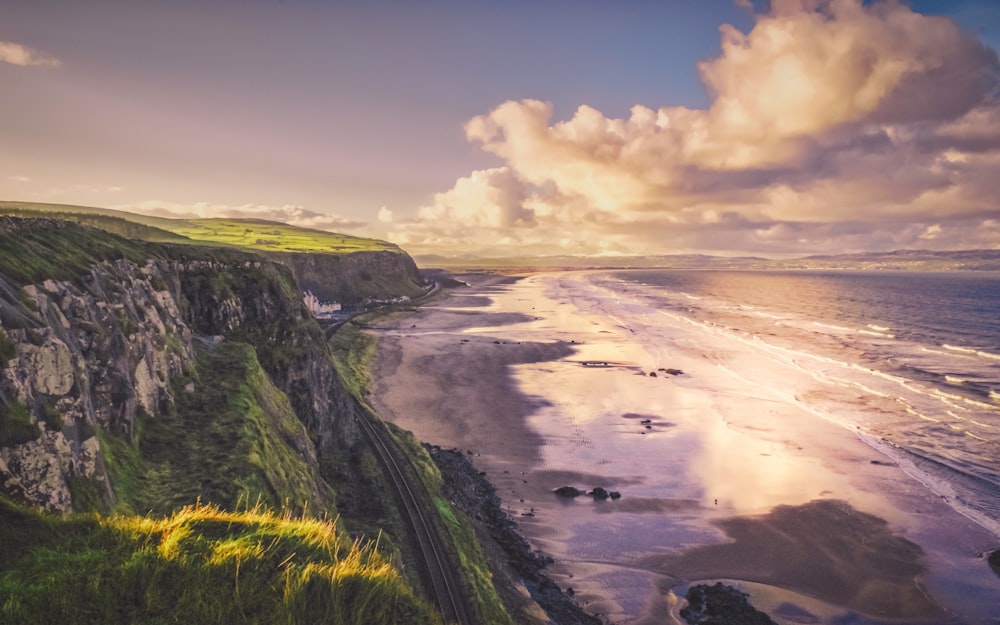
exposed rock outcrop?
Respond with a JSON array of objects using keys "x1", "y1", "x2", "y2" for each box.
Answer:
[
  {"x1": 268, "y1": 249, "x2": 427, "y2": 310},
  {"x1": 0, "y1": 218, "x2": 368, "y2": 513},
  {"x1": 681, "y1": 583, "x2": 777, "y2": 625}
]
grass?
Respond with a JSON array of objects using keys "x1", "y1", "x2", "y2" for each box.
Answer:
[
  {"x1": 0, "y1": 398, "x2": 41, "y2": 448},
  {"x1": 99, "y1": 342, "x2": 331, "y2": 518},
  {"x1": 328, "y1": 321, "x2": 378, "y2": 401},
  {"x1": 0, "y1": 496, "x2": 442, "y2": 625},
  {"x1": 169, "y1": 219, "x2": 397, "y2": 254},
  {"x1": 0, "y1": 202, "x2": 398, "y2": 255},
  {"x1": 0, "y1": 218, "x2": 151, "y2": 287}
]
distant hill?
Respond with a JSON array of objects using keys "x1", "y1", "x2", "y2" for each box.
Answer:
[{"x1": 416, "y1": 249, "x2": 1000, "y2": 272}]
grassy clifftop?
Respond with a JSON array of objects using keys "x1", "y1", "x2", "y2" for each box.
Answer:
[
  {"x1": 0, "y1": 203, "x2": 426, "y2": 307},
  {"x1": 0, "y1": 201, "x2": 399, "y2": 255},
  {"x1": 0, "y1": 497, "x2": 441, "y2": 625}
]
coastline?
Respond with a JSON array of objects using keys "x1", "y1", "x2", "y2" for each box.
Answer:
[{"x1": 370, "y1": 271, "x2": 1000, "y2": 624}]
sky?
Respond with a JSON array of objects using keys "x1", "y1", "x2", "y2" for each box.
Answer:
[{"x1": 2, "y1": 0, "x2": 1000, "y2": 258}]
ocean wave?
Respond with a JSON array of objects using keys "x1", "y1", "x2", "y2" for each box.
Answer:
[
  {"x1": 943, "y1": 344, "x2": 978, "y2": 355},
  {"x1": 933, "y1": 389, "x2": 965, "y2": 402},
  {"x1": 964, "y1": 397, "x2": 999, "y2": 412},
  {"x1": 906, "y1": 407, "x2": 941, "y2": 422},
  {"x1": 859, "y1": 329, "x2": 896, "y2": 338},
  {"x1": 867, "y1": 324, "x2": 892, "y2": 332},
  {"x1": 813, "y1": 321, "x2": 851, "y2": 332},
  {"x1": 945, "y1": 375, "x2": 969, "y2": 385},
  {"x1": 942, "y1": 344, "x2": 1000, "y2": 361}
]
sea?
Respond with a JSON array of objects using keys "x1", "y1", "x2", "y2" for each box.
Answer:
[
  {"x1": 384, "y1": 267, "x2": 1000, "y2": 622},
  {"x1": 589, "y1": 269, "x2": 1000, "y2": 538}
]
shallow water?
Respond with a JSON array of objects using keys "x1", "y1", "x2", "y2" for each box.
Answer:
[{"x1": 457, "y1": 271, "x2": 1000, "y2": 624}]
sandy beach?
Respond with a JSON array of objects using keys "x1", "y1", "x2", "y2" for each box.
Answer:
[{"x1": 370, "y1": 271, "x2": 1000, "y2": 624}]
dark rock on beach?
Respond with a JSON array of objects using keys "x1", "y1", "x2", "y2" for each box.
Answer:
[
  {"x1": 681, "y1": 583, "x2": 778, "y2": 625},
  {"x1": 989, "y1": 549, "x2": 1000, "y2": 577},
  {"x1": 555, "y1": 486, "x2": 584, "y2": 498},
  {"x1": 590, "y1": 487, "x2": 610, "y2": 500}
]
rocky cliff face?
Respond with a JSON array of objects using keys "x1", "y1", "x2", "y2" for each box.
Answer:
[
  {"x1": 269, "y1": 249, "x2": 427, "y2": 309},
  {"x1": 0, "y1": 218, "x2": 364, "y2": 513}
]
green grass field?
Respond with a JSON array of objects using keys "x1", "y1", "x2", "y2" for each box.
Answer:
[{"x1": 0, "y1": 201, "x2": 397, "y2": 255}]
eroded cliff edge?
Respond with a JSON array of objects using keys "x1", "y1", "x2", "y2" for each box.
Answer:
[
  {"x1": 268, "y1": 247, "x2": 426, "y2": 309},
  {"x1": 0, "y1": 217, "x2": 382, "y2": 517}
]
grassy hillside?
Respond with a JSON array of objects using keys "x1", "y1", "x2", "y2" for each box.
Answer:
[
  {"x1": 97, "y1": 342, "x2": 331, "y2": 518},
  {"x1": 0, "y1": 496, "x2": 441, "y2": 625},
  {"x1": 0, "y1": 201, "x2": 397, "y2": 254},
  {"x1": 170, "y1": 218, "x2": 396, "y2": 253}
]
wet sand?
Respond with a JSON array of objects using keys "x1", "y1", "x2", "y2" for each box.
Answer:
[{"x1": 370, "y1": 272, "x2": 1000, "y2": 624}]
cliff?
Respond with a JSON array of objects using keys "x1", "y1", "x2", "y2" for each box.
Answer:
[
  {"x1": 0, "y1": 217, "x2": 367, "y2": 515},
  {"x1": 268, "y1": 248, "x2": 427, "y2": 309},
  {"x1": 0, "y1": 203, "x2": 430, "y2": 310}
]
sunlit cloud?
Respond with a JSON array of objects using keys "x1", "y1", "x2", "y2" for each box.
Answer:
[
  {"x1": 0, "y1": 41, "x2": 61, "y2": 67},
  {"x1": 118, "y1": 200, "x2": 366, "y2": 231},
  {"x1": 392, "y1": 0, "x2": 1000, "y2": 257},
  {"x1": 8, "y1": 175, "x2": 31, "y2": 183}
]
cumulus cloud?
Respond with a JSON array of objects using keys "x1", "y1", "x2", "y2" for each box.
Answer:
[
  {"x1": 417, "y1": 167, "x2": 534, "y2": 228},
  {"x1": 119, "y1": 201, "x2": 366, "y2": 231},
  {"x1": 0, "y1": 41, "x2": 60, "y2": 67},
  {"x1": 394, "y1": 0, "x2": 1000, "y2": 257},
  {"x1": 377, "y1": 206, "x2": 395, "y2": 223}
]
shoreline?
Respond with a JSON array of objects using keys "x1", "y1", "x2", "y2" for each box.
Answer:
[{"x1": 369, "y1": 270, "x2": 1000, "y2": 624}]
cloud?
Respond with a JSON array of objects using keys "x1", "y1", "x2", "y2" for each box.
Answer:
[
  {"x1": 394, "y1": 0, "x2": 1000, "y2": 257},
  {"x1": 377, "y1": 206, "x2": 395, "y2": 223},
  {"x1": 118, "y1": 201, "x2": 366, "y2": 231},
  {"x1": 417, "y1": 167, "x2": 534, "y2": 228},
  {"x1": 8, "y1": 175, "x2": 31, "y2": 183},
  {"x1": 0, "y1": 41, "x2": 61, "y2": 67}
]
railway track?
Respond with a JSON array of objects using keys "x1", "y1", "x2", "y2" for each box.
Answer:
[{"x1": 355, "y1": 408, "x2": 473, "y2": 625}]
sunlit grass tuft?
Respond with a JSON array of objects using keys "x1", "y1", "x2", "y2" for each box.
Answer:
[{"x1": 0, "y1": 496, "x2": 442, "y2": 625}]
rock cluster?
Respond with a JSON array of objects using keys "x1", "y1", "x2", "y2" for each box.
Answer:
[
  {"x1": 680, "y1": 583, "x2": 777, "y2": 625},
  {"x1": 554, "y1": 485, "x2": 621, "y2": 500}
]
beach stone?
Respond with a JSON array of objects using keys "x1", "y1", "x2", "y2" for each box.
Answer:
[
  {"x1": 590, "y1": 487, "x2": 610, "y2": 500},
  {"x1": 989, "y1": 550, "x2": 1000, "y2": 577},
  {"x1": 610, "y1": 491, "x2": 621, "y2": 500},
  {"x1": 681, "y1": 583, "x2": 777, "y2": 625},
  {"x1": 554, "y1": 486, "x2": 582, "y2": 498}
]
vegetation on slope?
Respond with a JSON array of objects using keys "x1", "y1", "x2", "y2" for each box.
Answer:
[
  {"x1": 0, "y1": 216, "x2": 454, "y2": 624},
  {"x1": 331, "y1": 319, "x2": 513, "y2": 625},
  {"x1": 170, "y1": 218, "x2": 397, "y2": 253},
  {"x1": 0, "y1": 216, "x2": 152, "y2": 286},
  {"x1": 99, "y1": 342, "x2": 331, "y2": 518},
  {"x1": 0, "y1": 496, "x2": 441, "y2": 625},
  {"x1": 0, "y1": 202, "x2": 398, "y2": 254}
]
